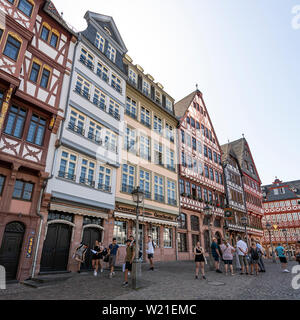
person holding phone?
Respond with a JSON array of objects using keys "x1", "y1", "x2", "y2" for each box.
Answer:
[{"x1": 194, "y1": 242, "x2": 206, "y2": 280}]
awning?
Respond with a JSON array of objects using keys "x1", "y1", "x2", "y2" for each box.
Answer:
[
  {"x1": 114, "y1": 212, "x2": 179, "y2": 227},
  {"x1": 50, "y1": 203, "x2": 109, "y2": 220}
]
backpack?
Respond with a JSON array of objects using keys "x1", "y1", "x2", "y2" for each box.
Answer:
[{"x1": 251, "y1": 248, "x2": 259, "y2": 260}]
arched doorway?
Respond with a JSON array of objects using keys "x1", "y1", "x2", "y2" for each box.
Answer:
[
  {"x1": 40, "y1": 223, "x2": 72, "y2": 273},
  {"x1": 0, "y1": 222, "x2": 25, "y2": 280},
  {"x1": 82, "y1": 227, "x2": 102, "y2": 270}
]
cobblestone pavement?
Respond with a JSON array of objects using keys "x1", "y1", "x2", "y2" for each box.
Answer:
[{"x1": 0, "y1": 260, "x2": 299, "y2": 300}]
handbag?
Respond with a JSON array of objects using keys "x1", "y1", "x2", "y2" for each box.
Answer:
[{"x1": 104, "y1": 254, "x2": 110, "y2": 263}]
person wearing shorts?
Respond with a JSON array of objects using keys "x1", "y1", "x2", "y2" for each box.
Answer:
[
  {"x1": 275, "y1": 244, "x2": 289, "y2": 273},
  {"x1": 211, "y1": 238, "x2": 222, "y2": 273},
  {"x1": 220, "y1": 239, "x2": 235, "y2": 276},
  {"x1": 108, "y1": 238, "x2": 119, "y2": 278},
  {"x1": 122, "y1": 239, "x2": 135, "y2": 288},
  {"x1": 146, "y1": 236, "x2": 155, "y2": 271},
  {"x1": 237, "y1": 236, "x2": 249, "y2": 275},
  {"x1": 194, "y1": 242, "x2": 206, "y2": 280},
  {"x1": 249, "y1": 242, "x2": 260, "y2": 276}
]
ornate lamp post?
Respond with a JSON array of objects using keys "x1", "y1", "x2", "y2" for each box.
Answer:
[
  {"x1": 266, "y1": 222, "x2": 276, "y2": 263},
  {"x1": 282, "y1": 229, "x2": 291, "y2": 261},
  {"x1": 203, "y1": 204, "x2": 215, "y2": 271},
  {"x1": 131, "y1": 186, "x2": 144, "y2": 289},
  {"x1": 240, "y1": 216, "x2": 249, "y2": 248}
]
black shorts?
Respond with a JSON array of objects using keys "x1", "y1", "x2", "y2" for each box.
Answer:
[
  {"x1": 279, "y1": 257, "x2": 287, "y2": 264},
  {"x1": 125, "y1": 262, "x2": 132, "y2": 271},
  {"x1": 223, "y1": 260, "x2": 233, "y2": 265},
  {"x1": 195, "y1": 255, "x2": 205, "y2": 263},
  {"x1": 92, "y1": 254, "x2": 101, "y2": 260},
  {"x1": 148, "y1": 254, "x2": 154, "y2": 260}
]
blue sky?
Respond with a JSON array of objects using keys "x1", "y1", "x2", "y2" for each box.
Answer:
[{"x1": 53, "y1": 0, "x2": 300, "y2": 185}]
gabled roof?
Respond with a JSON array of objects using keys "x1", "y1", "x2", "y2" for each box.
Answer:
[
  {"x1": 262, "y1": 179, "x2": 300, "y2": 202},
  {"x1": 84, "y1": 11, "x2": 127, "y2": 53},
  {"x1": 226, "y1": 138, "x2": 261, "y2": 183},
  {"x1": 174, "y1": 90, "x2": 199, "y2": 120},
  {"x1": 221, "y1": 143, "x2": 243, "y2": 176}
]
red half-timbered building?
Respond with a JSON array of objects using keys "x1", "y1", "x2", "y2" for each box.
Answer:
[
  {"x1": 0, "y1": 0, "x2": 76, "y2": 281},
  {"x1": 174, "y1": 89, "x2": 225, "y2": 260}
]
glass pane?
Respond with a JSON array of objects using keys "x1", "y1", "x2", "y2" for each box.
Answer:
[
  {"x1": 13, "y1": 181, "x2": 23, "y2": 199},
  {"x1": 14, "y1": 116, "x2": 25, "y2": 138},
  {"x1": 26, "y1": 121, "x2": 37, "y2": 143}
]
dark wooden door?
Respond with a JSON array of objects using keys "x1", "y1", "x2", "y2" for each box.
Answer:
[
  {"x1": 40, "y1": 224, "x2": 72, "y2": 273},
  {"x1": 82, "y1": 228, "x2": 101, "y2": 270},
  {"x1": 0, "y1": 222, "x2": 25, "y2": 281}
]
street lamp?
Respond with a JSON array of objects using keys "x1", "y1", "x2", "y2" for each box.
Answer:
[
  {"x1": 266, "y1": 222, "x2": 276, "y2": 263},
  {"x1": 131, "y1": 186, "x2": 144, "y2": 289},
  {"x1": 282, "y1": 229, "x2": 292, "y2": 261},
  {"x1": 240, "y1": 216, "x2": 249, "y2": 248},
  {"x1": 203, "y1": 204, "x2": 215, "y2": 271}
]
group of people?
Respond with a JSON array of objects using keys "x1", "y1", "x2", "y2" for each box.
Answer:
[
  {"x1": 73, "y1": 235, "x2": 156, "y2": 288},
  {"x1": 194, "y1": 236, "x2": 300, "y2": 279}
]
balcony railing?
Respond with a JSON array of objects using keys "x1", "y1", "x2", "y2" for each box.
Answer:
[
  {"x1": 95, "y1": 69, "x2": 109, "y2": 83},
  {"x1": 97, "y1": 184, "x2": 111, "y2": 193},
  {"x1": 58, "y1": 171, "x2": 76, "y2": 181},
  {"x1": 68, "y1": 123, "x2": 85, "y2": 136},
  {"x1": 74, "y1": 86, "x2": 91, "y2": 100},
  {"x1": 79, "y1": 177, "x2": 95, "y2": 188},
  {"x1": 79, "y1": 55, "x2": 94, "y2": 71},
  {"x1": 122, "y1": 184, "x2": 134, "y2": 194},
  {"x1": 155, "y1": 194, "x2": 165, "y2": 203},
  {"x1": 108, "y1": 109, "x2": 120, "y2": 121}
]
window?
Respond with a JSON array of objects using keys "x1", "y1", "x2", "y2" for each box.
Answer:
[
  {"x1": 75, "y1": 76, "x2": 90, "y2": 99},
  {"x1": 204, "y1": 165, "x2": 209, "y2": 178},
  {"x1": 209, "y1": 168, "x2": 214, "y2": 181},
  {"x1": 185, "y1": 181, "x2": 191, "y2": 196},
  {"x1": 179, "y1": 179, "x2": 185, "y2": 195},
  {"x1": 107, "y1": 43, "x2": 116, "y2": 62},
  {"x1": 13, "y1": 180, "x2": 34, "y2": 201},
  {"x1": 122, "y1": 164, "x2": 135, "y2": 193},
  {"x1": 4, "y1": 105, "x2": 27, "y2": 138},
  {"x1": 80, "y1": 159, "x2": 95, "y2": 187},
  {"x1": 40, "y1": 67, "x2": 50, "y2": 89},
  {"x1": 17, "y1": 0, "x2": 33, "y2": 17},
  {"x1": 113, "y1": 221, "x2": 127, "y2": 246},
  {"x1": 154, "y1": 115, "x2": 162, "y2": 134},
  {"x1": 166, "y1": 123, "x2": 174, "y2": 142},
  {"x1": 140, "y1": 135, "x2": 150, "y2": 160},
  {"x1": 150, "y1": 226, "x2": 160, "y2": 248},
  {"x1": 192, "y1": 235, "x2": 200, "y2": 249},
  {"x1": 26, "y1": 114, "x2": 46, "y2": 146},
  {"x1": 197, "y1": 186, "x2": 202, "y2": 199},
  {"x1": 69, "y1": 109, "x2": 85, "y2": 135},
  {"x1": 4, "y1": 35, "x2": 21, "y2": 61},
  {"x1": 208, "y1": 148, "x2": 212, "y2": 160},
  {"x1": 50, "y1": 32, "x2": 58, "y2": 48},
  {"x1": 167, "y1": 180, "x2": 176, "y2": 205},
  {"x1": 181, "y1": 130, "x2": 185, "y2": 144},
  {"x1": 178, "y1": 233, "x2": 187, "y2": 252},
  {"x1": 29, "y1": 62, "x2": 41, "y2": 83},
  {"x1": 181, "y1": 152, "x2": 186, "y2": 167},
  {"x1": 58, "y1": 151, "x2": 77, "y2": 181},
  {"x1": 124, "y1": 127, "x2": 136, "y2": 153},
  {"x1": 0, "y1": 176, "x2": 6, "y2": 195},
  {"x1": 191, "y1": 216, "x2": 200, "y2": 231},
  {"x1": 187, "y1": 156, "x2": 192, "y2": 170},
  {"x1": 154, "y1": 175, "x2": 164, "y2": 202},
  {"x1": 88, "y1": 120, "x2": 102, "y2": 144},
  {"x1": 126, "y1": 97, "x2": 137, "y2": 119},
  {"x1": 186, "y1": 134, "x2": 191, "y2": 148},
  {"x1": 166, "y1": 148, "x2": 175, "y2": 171},
  {"x1": 95, "y1": 33, "x2": 105, "y2": 52},
  {"x1": 203, "y1": 189, "x2": 208, "y2": 202},
  {"x1": 111, "y1": 74, "x2": 122, "y2": 93},
  {"x1": 197, "y1": 141, "x2": 202, "y2": 153},
  {"x1": 103, "y1": 130, "x2": 117, "y2": 153},
  {"x1": 213, "y1": 152, "x2": 218, "y2": 163},
  {"x1": 141, "y1": 107, "x2": 151, "y2": 128},
  {"x1": 178, "y1": 213, "x2": 187, "y2": 229},
  {"x1": 108, "y1": 99, "x2": 120, "y2": 120},
  {"x1": 143, "y1": 80, "x2": 150, "y2": 96},
  {"x1": 204, "y1": 145, "x2": 208, "y2": 157},
  {"x1": 129, "y1": 69, "x2": 137, "y2": 85},
  {"x1": 166, "y1": 98, "x2": 172, "y2": 112},
  {"x1": 198, "y1": 162, "x2": 203, "y2": 175},
  {"x1": 96, "y1": 61, "x2": 109, "y2": 82},
  {"x1": 93, "y1": 88, "x2": 106, "y2": 111},
  {"x1": 40, "y1": 25, "x2": 50, "y2": 42},
  {"x1": 139, "y1": 170, "x2": 151, "y2": 198},
  {"x1": 155, "y1": 90, "x2": 161, "y2": 104},
  {"x1": 190, "y1": 117, "x2": 195, "y2": 128},
  {"x1": 164, "y1": 228, "x2": 173, "y2": 248},
  {"x1": 154, "y1": 142, "x2": 163, "y2": 166},
  {"x1": 80, "y1": 48, "x2": 94, "y2": 70},
  {"x1": 192, "y1": 137, "x2": 197, "y2": 151},
  {"x1": 0, "y1": 29, "x2": 4, "y2": 42}
]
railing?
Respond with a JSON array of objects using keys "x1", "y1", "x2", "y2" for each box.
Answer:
[
  {"x1": 97, "y1": 184, "x2": 111, "y2": 193},
  {"x1": 74, "y1": 86, "x2": 91, "y2": 100},
  {"x1": 58, "y1": 171, "x2": 76, "y2": 181},
  {"x1": 125, "y1": 109, "x2": 137, "y2": 120},
  {"x1": 68, "y1": 123, "x2": 85, "y2": 136},
  {"x1": 79, "y1": 177, "x2": 95, "y2": 188},
  {"x1": 79, "y1": 55, "x2": 94, "y2": 71},
  {"x1": 155, "y1": 194, "x2": 165, "y2": 203},
  {"x1": 108, "y1": 109, "x2": 120, "y2": 121},
  {"x1": 122, "y1": 184, "x2": 134, "y2": 194}
]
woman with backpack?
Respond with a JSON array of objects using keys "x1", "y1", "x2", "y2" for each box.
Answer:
[{"x1": 249, "y1": 242, "x2": 260, "y2": 276}]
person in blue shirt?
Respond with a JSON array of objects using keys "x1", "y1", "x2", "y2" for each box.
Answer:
[
  {"x1": 211, "y1": 237, "x2": 222, "y2": 273},
  {"x1": 275, "y1": 243, "x2": 290, "y2": 273},
  {"x1": 108, "y1": 238, "x2": 120, "y2": 278}
]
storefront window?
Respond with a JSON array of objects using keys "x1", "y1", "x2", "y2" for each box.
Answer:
[
  {"x1": 178, "y1": 233, "x2": 187, "y2": 252},
  {"x1": 150, "y1": 226, "x2": 160, "y2": 248},
  {"x1": 113, "y1": 221, "x2": 127, "y2": 245},
  {"x1": 163, "y1": 228, "x2": 173, "y2": 248}
]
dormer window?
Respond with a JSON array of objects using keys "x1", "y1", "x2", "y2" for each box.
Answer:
[
  {"x1": 107, "y1": 43, "x2": 116, "y2": 62},
  {"x1": 155, "y1": 90, "x2": 161, "y2": 105},
  {"x1": 95, "y1": 33, "x2": 105, "y2": 52},
  {"x1": 166, "y1": 98, "x2": 172, "y2": 112},
  {"x1": 129, "y1": 69, "x2": 137, "y2": 86},
  {"x1": 143, "y1": 80, "x2": 150, "y2": 96}
]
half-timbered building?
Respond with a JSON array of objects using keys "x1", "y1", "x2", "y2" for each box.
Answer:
[
  {"x1": 174, "y1": 89, "x2": 225, "y2": 260},
  {"x1": 0, "y1": 0, "x2": 76, "y2": 281}
]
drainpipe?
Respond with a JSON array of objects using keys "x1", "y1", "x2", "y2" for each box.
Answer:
[{"x1": 30, "y1": 35, "x2": 79, "y2": 279}]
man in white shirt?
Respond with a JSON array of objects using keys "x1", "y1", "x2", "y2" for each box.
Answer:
[
  {"x1": 146, "y1": 236, "x2": 155, "y2": 271},
  {"x1": 237, "y1": 236, "x2": 249, "y2": 275}
]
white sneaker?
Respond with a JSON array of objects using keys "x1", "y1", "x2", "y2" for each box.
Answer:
[
  {"x1": 109, "y1": 273, "x2": 112, "y2": 279},
  {"x1": 128, "y1": 272, "x2": 131, "y2": 277},
  {"x1": 101, "y1": 269, "x2": 104, "y2": 273},
  {"x1": 283, "y1": 269, "x2": 290, "y2": 273},
  {"x1": 112, "y1": 272, "x2": 115, "y2": 276},
  {"x1": 94, "y1": 270, "x2": 97, "y2": 276}
]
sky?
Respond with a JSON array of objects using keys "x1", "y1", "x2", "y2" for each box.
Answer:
[{"x1": 53, "y1": 0, "x2": 300, "y2": 186}]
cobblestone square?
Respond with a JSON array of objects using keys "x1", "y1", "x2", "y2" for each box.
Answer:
[{"x1": 0, "y1": 260, "x2": 299, "y2": 300}]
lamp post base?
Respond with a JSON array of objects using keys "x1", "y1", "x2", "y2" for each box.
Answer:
[{"x1": 131, "y1": 259, "x2": 142, "y2": 290}]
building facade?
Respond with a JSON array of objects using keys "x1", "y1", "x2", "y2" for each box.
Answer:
[
  {"x1": 0, "y1": 0, "x2": 75, "y2": 281},
  {"x1": 221, "y1": 143, "x2": 247, "y2": 245},
  {"x1": 34, "y1": 11, "x2": 128, "y2": 275},
  {"x1": 174, "y1": 90, "x2": 225, "y2": 260},
  {"x1": 222, "y1": 138, "x2": 264, "y2": 243},
  {"x1": 262, "y1": 178, "x2": 300, "y2": 258},
  {"x1": 112, "y1": 54, "x2": 180, "y2": 264}
]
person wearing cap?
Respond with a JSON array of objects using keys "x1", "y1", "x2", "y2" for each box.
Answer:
[{"x1": 122, "y1": 239, "x2": 136, "y2": 288}]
